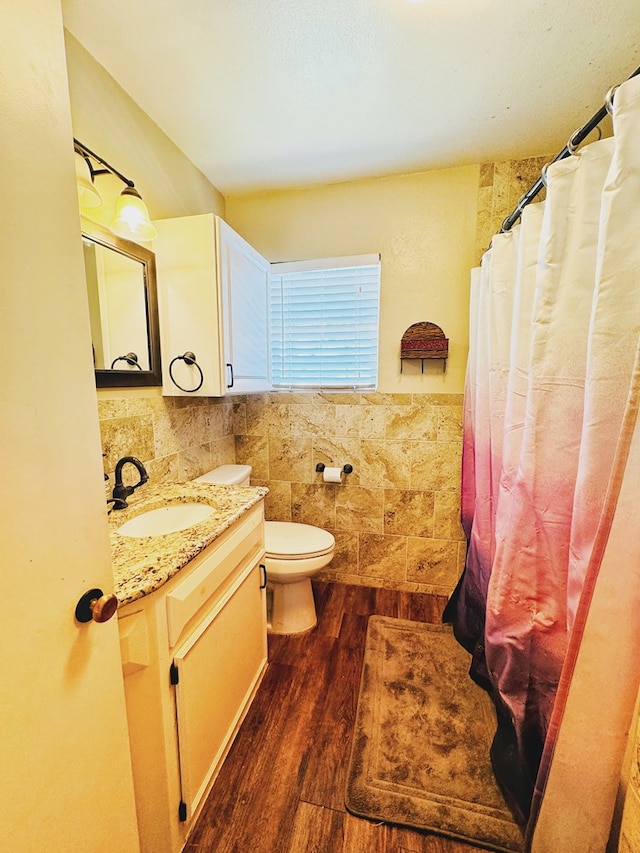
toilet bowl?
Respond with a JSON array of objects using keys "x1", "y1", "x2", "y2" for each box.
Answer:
[
  {"x1": 194, "y1": 465, "x2": 335, "y2": 634},
  {"x1": 263, "y1": 521, "x2": 335, "y2": 634}
]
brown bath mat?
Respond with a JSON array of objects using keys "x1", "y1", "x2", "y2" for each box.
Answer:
[{"x1": 345, "y1": 616, "x2": 524, "y2": 852}]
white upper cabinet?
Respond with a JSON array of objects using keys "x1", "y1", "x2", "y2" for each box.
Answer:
[
  {"x1": 153, "y1": 213, "x2": 270, "y2": 396},
  {"x1": 216, "y1": 218, "x2": 271, "y2": 394}
]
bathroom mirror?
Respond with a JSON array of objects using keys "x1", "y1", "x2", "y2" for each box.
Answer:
[{"x1": 81, "y1": 218, "x2": 162, "y2": 387}]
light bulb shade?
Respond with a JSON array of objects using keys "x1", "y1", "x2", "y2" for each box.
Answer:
[
  {"x1": 74, "y1": 152, "x2": 102, "y2": 208},
  {"x1": 110, "y1": 186, "x2": 158, "y2": 241}
]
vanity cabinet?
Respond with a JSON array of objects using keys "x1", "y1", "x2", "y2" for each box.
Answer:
[
  {"x1": 117, "y1": 502, "x2": 267, "y2": 853},
  {"x1": 153, "y1": 213, "x2": 271, "y2": 396}
]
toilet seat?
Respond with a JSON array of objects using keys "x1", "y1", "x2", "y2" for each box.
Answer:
[{"x1": 265, "y1": 521, "x2": 335, "y2": 560}]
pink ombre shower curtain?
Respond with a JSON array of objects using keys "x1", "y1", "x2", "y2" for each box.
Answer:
[
  {"x1": 487, "y1": 137, "x2": 614, "y2": 820},
  {"x1": 445, "y1": 73, "x2": 640, "y2": 848},
  {"x1": 448, "y1": 237, "x2": 517, "y2": 687}
]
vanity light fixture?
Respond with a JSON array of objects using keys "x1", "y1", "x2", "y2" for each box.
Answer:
[
  {"x1": 74, "y1": 150, "x2": 102, "y2": 208},
  {"x1": 73, "y1": 138, "x2": 158, "y2": 241}
]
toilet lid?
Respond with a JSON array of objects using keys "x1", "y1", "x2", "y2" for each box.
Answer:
[{"x1": 265, "y1": 521, "x2": 335, "y2": 559}]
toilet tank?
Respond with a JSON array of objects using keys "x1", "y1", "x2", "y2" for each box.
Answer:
[{"x1": 194, "y1": 464, "x2": 252, "y2": 486}]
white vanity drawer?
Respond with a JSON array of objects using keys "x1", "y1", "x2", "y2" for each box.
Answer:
[{"x1": 165, "y1": 504, "x2": 264, "y2": 648}]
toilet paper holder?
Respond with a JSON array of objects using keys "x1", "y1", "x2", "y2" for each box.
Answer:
[{"x1": 315, "y1": 463, "x2": 353, "y2": 474}]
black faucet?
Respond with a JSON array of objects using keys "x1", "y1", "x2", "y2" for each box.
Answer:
[{"x1": 111, "y1": 456, "x2": 149, "y2": 509}]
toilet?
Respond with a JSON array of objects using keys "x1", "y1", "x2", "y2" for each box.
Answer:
[{"x1": 194, "y1": 465, "x2": 335, "y2": 634}]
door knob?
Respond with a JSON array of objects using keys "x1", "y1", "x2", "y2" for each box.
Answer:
[{"x1": 75, "y1": 588, "x2": 119, "y2": 624}]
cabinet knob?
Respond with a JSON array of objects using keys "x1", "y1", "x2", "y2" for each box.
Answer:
[{"x1": 75, "y1": 588, "x2": 119, "y2": 624}]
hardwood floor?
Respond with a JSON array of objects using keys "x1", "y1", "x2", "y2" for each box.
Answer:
[{"x1": 185, "y1": 582, "x2": 488, "y2": 853}]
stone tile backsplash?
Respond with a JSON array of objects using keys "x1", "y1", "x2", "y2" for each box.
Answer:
[
  {"x1": 98, "y1": 390, "x2": 465, "y2": 597},
  {"x1": 99, "y1": 394, "x2": 236, "y2": 491},
  {"x1": 475, "y1": 154, "x2": 549, "y2": 263},
  {"x1": 234, "y1": 391, "x2": 465, "y2": 597}
]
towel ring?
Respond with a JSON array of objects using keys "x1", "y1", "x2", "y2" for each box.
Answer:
[
  {"x1": 110, "y1": 352, "x2": 142, "y2": 369},
  {"x1": 168, "y1": 351, "x2": 204, "y2": 393}
]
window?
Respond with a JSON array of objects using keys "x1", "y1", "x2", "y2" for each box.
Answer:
[{"x1": 269, "y1": 254, "x2": 381, "y2": 390}]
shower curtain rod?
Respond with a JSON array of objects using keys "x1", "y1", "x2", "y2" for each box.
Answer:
[{"x1": 500, "y1": 65, "x2": 640, "y2": 233}]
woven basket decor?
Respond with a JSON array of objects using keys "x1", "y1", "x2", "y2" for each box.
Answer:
[{"x1": 400, "y1": 322, "x2": 448, "y2": 370}]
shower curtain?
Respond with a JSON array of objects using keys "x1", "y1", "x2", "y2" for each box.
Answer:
[{"x1": 445, "y1": 73, "x2": 640, "y2": 849}]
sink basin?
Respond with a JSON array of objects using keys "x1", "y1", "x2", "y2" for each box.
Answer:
[{"x1": 117, "y1": 503, "x2": 215, "y2": 537}]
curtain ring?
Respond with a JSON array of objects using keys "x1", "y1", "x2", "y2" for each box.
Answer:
[
  {"x1": 501, "y1": 195, "x2": 526, "y2": 232},
  {"x1": 515, "y1": 194, "x2": 528, "y2": 214},
  {"x1": 540, "y1": 162, "x2": 551, "y2": 187},
  {"x1": 566, "y1": 130, "x2": 581, "y2": 156},
  {"x1": 605, "y1": 85, "x2": 618, "y2": 116}
]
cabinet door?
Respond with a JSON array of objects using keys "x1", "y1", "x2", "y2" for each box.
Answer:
[
  {"x1": 172, "y1": 559, "x2": 268, "y2": 821},
  {"x1": 216, "y1": 216, "x2": 271, "y2": 394},
  {"x1": 155, "y1": 213, "x2": 226, "y2": 396}
]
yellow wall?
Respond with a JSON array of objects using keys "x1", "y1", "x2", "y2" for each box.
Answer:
[
  {"x1": 225, "y1": 167, "x2": 479, "y2": 393},
  {"x1": 63, "y1": 28, "x2": 552, "y2": 597},
  {"x1": 222, "y1": 171, "x2": 480, "y2": 595},
  {"x1": 64, "y1": 30, "x2": 481, "y2": 397},
  {"x1": 64, "y1": 31, "x2": 224, "y2": 229},
  {"x1": 64, "y1": 31, "x2": 226, "y2": 418}
]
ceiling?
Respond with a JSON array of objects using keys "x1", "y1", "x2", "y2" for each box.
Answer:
[{"x1": 62, "y1": 0, "x2": 640, "y2": 196}]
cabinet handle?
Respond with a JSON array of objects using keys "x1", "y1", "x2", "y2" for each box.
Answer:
[
  {"x1": 75, "y1": 588, "x2": 119, "y2": 623},
  {"x1": 259, "y1": 563, "x2": 267, "y2": 589},
  {"x1": 226, "y1": 362, "x2": 234, "y2": 389}
]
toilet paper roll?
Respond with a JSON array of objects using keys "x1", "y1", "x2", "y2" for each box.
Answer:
[{"x1": 322, "y1": 466, "x2": 343, "y2": 483}]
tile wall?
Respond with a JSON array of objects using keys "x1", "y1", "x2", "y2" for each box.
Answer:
[
  {"x1": 475, "y1": 154, "x2": 548, "y2": 262},
  {"x1": 99, "y1": 394, "x2": 236, "y2": 489},
  {"x1": 98, "y1": 391, "x2": 464, "y2": 597},
  {"x1": 98, "y1": 152, "x2": 552, "y2": 596},
  {"x1": 233, "y1": 392, "x2": 465, "y2": 596}
]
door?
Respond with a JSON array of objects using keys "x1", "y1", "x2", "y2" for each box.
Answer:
[
  {"x1": 216, "y1": 216, "x2": 272, "y2": 393},
  {"x1": 0, "y1": 4, "x2": 139, "y2": 850},
  {"x1": 154, "y1": 213, "x2": 227, "y2": 397},
  {"x1": 173, "y1": 560, "x2": 268, "y2": 820}
]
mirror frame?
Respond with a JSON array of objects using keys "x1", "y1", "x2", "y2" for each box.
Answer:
[{"x1": 81, "y1": 218, "x2": 162, "y2": 388}]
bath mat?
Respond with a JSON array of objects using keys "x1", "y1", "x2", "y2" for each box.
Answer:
[{"x1": 345, "y1": 616, "x2": 524, "y2": 852}]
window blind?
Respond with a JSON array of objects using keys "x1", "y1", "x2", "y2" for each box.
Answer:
[{"x1": 269, "y1": 255, "x2": 380, "y2": 390}]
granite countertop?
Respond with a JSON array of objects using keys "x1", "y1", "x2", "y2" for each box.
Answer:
[{"x1": 109, "y1": 481, "x2": 268, "y2": 606}]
